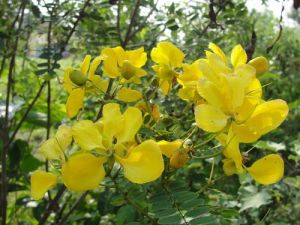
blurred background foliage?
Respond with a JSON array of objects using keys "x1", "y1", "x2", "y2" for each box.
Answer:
[{"x1": 0, "y1": 0, "x2": 300, "y2": 224}]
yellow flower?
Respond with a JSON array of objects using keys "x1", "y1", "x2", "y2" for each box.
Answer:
[
  {"x1": 135, "y1": 101, "x2": 161, "y2": 122},
  {"x1": 64, "y1": 55, "x2": 109, "y2": 118},
  {"x1": 194, "y1": 43, "x2": 288, "y2": 143},
  {"x1": 177, "y1": 60, "x2": 203, "y2": 101},
  {"x1": 218, "y1": 133, "x2": 284, "y2": 185},
  {"x1": 151, "y1": 42, "x2": 185, "y2": 95},
  {"x1": 71, "y1": 103, "x2": 164, "y2": 184},
  {"x1": 101, "y1": 46, "x2": 147, "y2": 83}
]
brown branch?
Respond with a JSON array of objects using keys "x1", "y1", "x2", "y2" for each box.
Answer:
[
  {"x1": 57, "y1": 191, "x2": 89, "y2": 225},
  {"x1": 127, "y1": 0, "x2": 158, "y2": 41},
  {"x1": 122, "y1": 0, "x2": 141, "y2": 47},
  {"x1": 266, "y1": 1, "x2": 285, "y2": 53},
  {"x1": 38, "y1": 185, "x2": 66, "y2": 225},
  {"x1": 1, "y1": 3, "x2": 26, "y2": 224}
]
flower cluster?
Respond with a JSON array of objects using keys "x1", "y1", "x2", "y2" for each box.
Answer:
[{"x1": 30, "y1": 42, "x2": 288, "y2": 200}]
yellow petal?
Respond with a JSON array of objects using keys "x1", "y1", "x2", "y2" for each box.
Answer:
[
  {"x1": 89, "y1": 75, "x2": 109, "y2": 92},
  {"x1": 231, "y1": 123, "x2": 261, "y2": 143},
  {"x1": 178, "y1": 60, "x2": 202, "y2": 84},
  {"x1": 178, "y1": 86, "x2": 196, "y2": 101},
  {"x1": 247, "y1": 154, "x2": 284, "y2": 185},
  {"x1": 208, "y1": 53, "x2": 231, "y2": 74},
  {"x1": 223, "y1": 130, "x2": 244, "y2": 173},
  {"x1": 194, "y1": 104, "x2": 229, "y2": 132},
  {"x1": 62, "y1": 153, "x2": 106, "y2": 192},
  {"x1": 160, "y1": 79, "x2": 171, "y2": 95},
  {"x1": 66, "y1": 88, "x2": 85, "y2": 118},
  {"x1": 208, "y1": 43, "x2": 227, "y2": 63},
  {"x1": 101, "y1": 103, "x2": 123, "y2": 144},
  {"x1": 116, "y1": 140, "x2": 164, "y2": 184},
  {"x1": 63, "y1": 68, "x2": 73, "y2": 93},
  {"x1": 222, "y1": 159, "x2": 237, "y2": 176},
  {"x1": 248, "y1": 56, "x2": 269, "y2": 76},
  {"x1": 88, "y1": 56, "x2": 103, "y2": 79},
  {"x1": 80, "y1": 55, "x2": 91, "y2": 75},
  {"x1": 55, "y1": 125, "x2": 72, "y2": 150},
  {"x1": 101, "y1": 48, "x2": 120, "y2": 78},
  {"x1": 151, "y1": 42, "x2": 185, "y2": 67},
  {"x1": 198, "y1": 60, "x2": 219, "y2": 84},
  {"x1": 117, "y1": 88, "x2": 142, "y2": 102},
  {"x1": 231, "y1": 44, "x2": 247, "y2": 68},
  {"x1": 115, "y1": 107, "x2": 142, "y2": 143},
  {"x1": 158, "y1": 140, "x2": 183, "y2": 158},
  {"x1": 72, "y1": 120, "x2": 104, "y2": 151},
  {"x1": 197, "y1": 78, "x2": 225, "y2": 110},
  {"x1": 31, "y1": 170, "x2": 57, "y2": 200},
  {"x1": 126, "y1": 47, "x2": 147, "y2": 67},
  {"x1": 39, "y1": 138, "x2": 63, "y2": 160}
]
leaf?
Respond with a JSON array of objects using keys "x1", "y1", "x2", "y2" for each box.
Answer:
[
  {"x1": 116, "y1": 205, "x2": 136, "y2": 225},
  {"x1": 20, "y1": 154, "x2": 43, "y2": 173},
  {"x1": 240, "y1": 191, "x2": 271, "y2": 212}
]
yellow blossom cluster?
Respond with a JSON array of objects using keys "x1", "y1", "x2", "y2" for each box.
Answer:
[{"x1": 30, "y1": 42, "x2": 288, "y2": 200}]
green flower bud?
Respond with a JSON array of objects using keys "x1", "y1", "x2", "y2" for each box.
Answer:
[
  {"x1": 248, "y1": 56, "x2": 269, "y2": 77},
  {"x1": 69, "y1": 70, "x2": 88, "y2": 86},
  {"x1": 120, "y1": 60, "x2": 136, "y2": 80}
]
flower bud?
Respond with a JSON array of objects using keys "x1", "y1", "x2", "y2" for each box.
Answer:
[
  {"x1": 120, "y1": 60, "x2": 136, "y2": 80},
  {"x1": 69, "y1": 70, "x2": 87, "y2": 86},
  {"x1": 248, "y1": 56, "x2": 269, "y2": 77},
  {"x1": 170, "y1": 150, "x2": 190, "y2": 168}
]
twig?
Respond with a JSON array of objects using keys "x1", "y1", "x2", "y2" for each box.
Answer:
[
  {"x1": 57, "y1": 191, "x2": 89, "y2": 225},
  {"x1": 122, "y1": 0, "x2": 141, "y2": 47},
  {"x1": 266, "y1": 0, "x2": 285, "y2": 53},
  {"x1": 1, "y1": 3, "x2": 26, "y2": 224},
  {"x1": 38, "y1": 185, "x2": 66, "y2": 225},
  {"x1": 116, "y1": 0, "x2": 123, "y2": 44}
]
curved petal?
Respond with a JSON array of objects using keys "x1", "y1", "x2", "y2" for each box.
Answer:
[
  {"x1": 197, "y1": 78, "x2": 225, "y2": 110},
  {"x1": 160, "y1": 79, "x2": 171, "y2": 95},
  {"x1": 101, "y1": 103, "x2": 123, "y2": 145},
  {"x1": 117, "y1": 88, "x2": 142, "y2": 102},
  {"x1": 208, "y1": 53, "x2": 231, "y2": 74},
  {"x1": 62, "y1": 153, "x2": 106, "y2": 192},
  {"x1": 55, "y1": 125, "x2": 72, "y2": 150},
  {"x1": 208, "y1": 42, "x2": 227, "y2": 63},
  {"x1": 198, "y1": 60, "x2": 219, "y2": 84},
  {"x1": 31, "y1": 170, "x2": 57, "y2": 200},
  {"x1": 80, "y1": 55, "x2": 92, "y2": 75},
  {"x1": 248, "y1": 56, "x2": 269, "y2": 76},
  {"x1": 151, "y1": 42, "x2": 185, "y2": 67},
  {"x1": 231, "y1": 44, "x2": 247, "y2": 67},
  {"x1": 158, "y1": 140, "x2": 183, "y2": 158},
  {"x1": 89, "y1": 75, "x2": 109, "y2": 92},
  {"x1": 116, "y1": 140, "x2": 164, "y2": 184},
  {"x1": 127, "y1": 47, "x2": 147, "y2": 67},
  {"x1": 72, "y1": 120, "x2": 104, "y2": 151},
  {"x1": 66, "y1": 88, "x2": 85, "y2": 118},
  {"x1": 178, "y1": 60, "x2": 202, "y2": 84},
  {"x1": 88, "y1": 56, "x2": 103, "y2": 79},
  {"x1": 101, "y1": 48, "x2": 120, "y2": 78},
  {"x1": 195, "y1": 104, "x2": 229, "y2": 132},
  {"x1": 231, "y1": 123, "x2": 261, "y2": 143},
  {"x1": 39, "y1": 138, "x2": 64, "y2": 160},
  {"x1": 115, "y1": 107, "x2": 142, "y2": 143},
  {"x1": 63, "y1": 68, "x2": 74, "y2": 93},
  {"x1": 222, "y1": 159, "x2": 237, "y2": 176},
  {"x1": 247, "y1": 154, "x2": 284, "y2": 185}
]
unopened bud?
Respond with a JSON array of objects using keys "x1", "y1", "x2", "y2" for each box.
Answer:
[
  {"x1": 170, "y1": 150, "x2": 190, "y2": 168},
  {"x1": 248, "y1": 56, "x2": 269, "y2": 77},
  {"x1": 120, "y1": 60, "x2": 136, "y2": 80},
  {"x1": 69, "y1": 70, "x2": 87, "y2": 86}
]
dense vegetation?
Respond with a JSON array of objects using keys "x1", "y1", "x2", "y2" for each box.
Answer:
[{"x1": 0, "y1": 0, "x2": 300, "y2": 224}]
